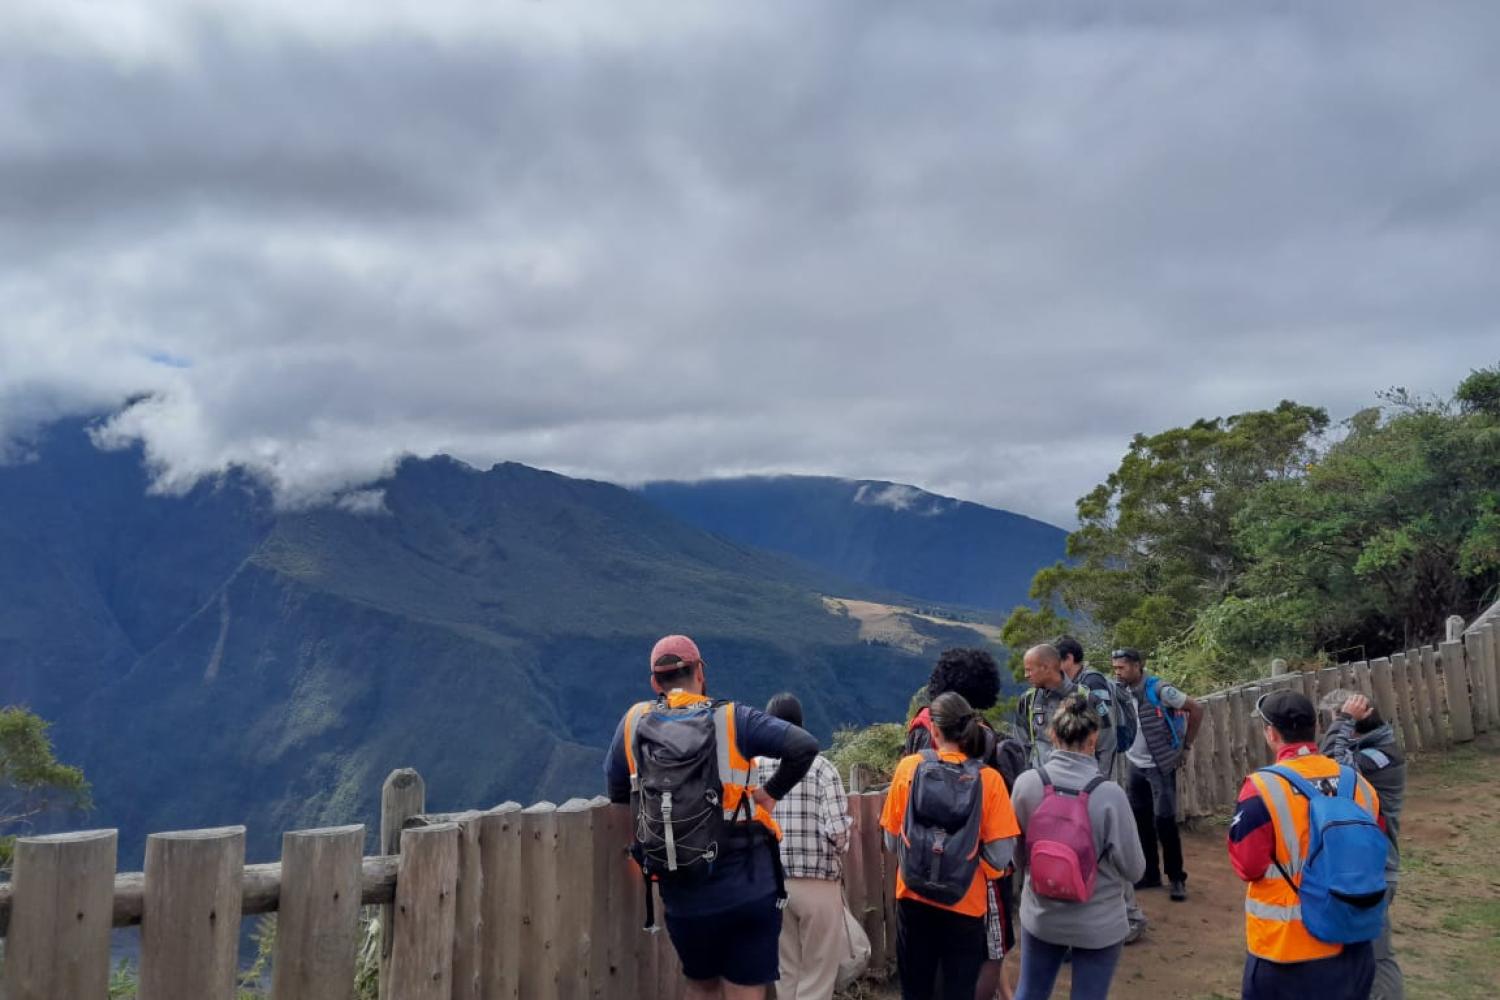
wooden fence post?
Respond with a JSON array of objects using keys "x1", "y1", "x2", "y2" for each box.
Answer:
[
  {"x1": 1404, "y1": 650, "x2": 1436, "y2": 749},
  {"x1": 479, "y1": 803, "x2": 525, "y2": 1000},
  {"x1": 1349, "y1": 660, "x2": 1373, "y2": 702},
  {"x1": 1447, "y1": 615, "x2": 1466, "y2": 642},
  {"x1": 380, "y1": 768, "x2": 426, "y2": 998},
  {"x1": 1463, "y1": 630, "x2": 1492, "y2": 734},
  {"x1": 859, "y1": 792, "x2": 888, "y2": 978},
  {"x1": 1440, "y1": 639, "x2": 1475, "y2": 743},
  {"x1": 139, "y1": 826, "x2": 245, "y2": 1000},
  {"x1": 1389, "y1": 653, "x2": 1422, "y2": 750},
  {"x1": 450, "y1": 812, "x2": 485, "y2": 1000},
  {"x1": 1485, "y1": 622, "x2": 1500, "y2": 728},
  {"x1": 555, "y1": 799, "x2": 597, "y2": 1000},
  {"x1": 586, "y1": 798, "x2": 632, "y2": 1000},
  {"x1": 518, "y1": 803, "x2": 561, "y2": 1000},
  {"x1": 273, "y1": 825, "x2": 364, "y2": 1000},
  {"x1": 1270, "y1": 658, "x2": 1289, "y2": 676},
  {"x1": 388, "y1": 823, "x2": 459, "y2": 1000},
  {"x1": 3, "y1": 829, "x2": 116, "y2": 1000},
  {"x1": 1421, "y1": 646, "x2": 1447, "y2": 747},
  {"x1": 1368, "y1": 658, "x2": 1399, "y2": 743}
]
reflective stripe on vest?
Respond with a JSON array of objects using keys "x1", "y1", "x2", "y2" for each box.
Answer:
[{"x1": 1242, "y1": 756, "x2": 1379, "y2": 963}]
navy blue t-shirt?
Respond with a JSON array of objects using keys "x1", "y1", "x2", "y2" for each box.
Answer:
[{"x1": 604, "y1": 698, "x2": 817, "y2": 916}]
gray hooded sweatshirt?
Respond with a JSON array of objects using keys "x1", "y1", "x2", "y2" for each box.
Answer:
[{"x1": 1010, "y1": 749, "x2": 1146, "y2": 949}]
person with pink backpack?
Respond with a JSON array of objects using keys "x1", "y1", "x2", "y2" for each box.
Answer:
[{"x1": 1009, "y1": 691, "x2": 1145, "y2": 1000}]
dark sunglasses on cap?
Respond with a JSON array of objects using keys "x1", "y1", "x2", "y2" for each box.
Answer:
[{"x1": 1110, "y1": 649, "x2": 1142, "y2": 662}]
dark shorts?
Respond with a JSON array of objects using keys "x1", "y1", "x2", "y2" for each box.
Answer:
[
  {"x1": 1241, "y1": 942, "x2": 1375, "y2": 1000},
  {"x1": 664, "y1": 892, "x2": 783, "y2": 986}
]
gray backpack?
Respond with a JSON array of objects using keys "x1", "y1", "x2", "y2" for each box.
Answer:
[{"x1": 898, "y1": 750, "x2": 985, "y2": 905}]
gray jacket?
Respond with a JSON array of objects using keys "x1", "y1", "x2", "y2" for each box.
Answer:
[
  {"x1": 1016, "y1": 676, "x2": 1114, "y2": 775},
  {"x1": 1320, "y1": 717, "x2": 1405, "y2": 880},
  {"x1": 1011, "y1": 750, "x2": 1146, "y2": 949}
]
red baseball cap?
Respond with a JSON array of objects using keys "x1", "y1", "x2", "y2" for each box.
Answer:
[{"x1": 650, "y1": 635, "x2": 702, "y2": 671}]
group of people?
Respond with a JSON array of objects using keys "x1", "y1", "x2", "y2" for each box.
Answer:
[{"x1": 604, "y1": 633, "x2": 1406, "y2": 1000}]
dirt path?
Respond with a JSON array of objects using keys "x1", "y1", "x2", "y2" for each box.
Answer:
[{"x1": 870, "y1": 734, "x2": 1500, "y2": 999}]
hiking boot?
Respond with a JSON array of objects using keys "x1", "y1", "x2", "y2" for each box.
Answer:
[
  {"x1": 1169, "y1": 878, "x2": 1187, "y2": 902},
  {"x1": 1134, "y1": 876, "x2": 1163, "y2": 890},
  {"x1": 1124, "y1": 919, "x2": 1148, "y2": 945}
]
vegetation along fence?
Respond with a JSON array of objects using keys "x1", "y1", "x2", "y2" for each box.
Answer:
[{"x1": 0, "y1": 600, "x2": 1495, "y2": 999}]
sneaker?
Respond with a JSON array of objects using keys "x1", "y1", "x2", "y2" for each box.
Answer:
[
  {"x1": 1134, "y1": 876, "x2": 1163, "y2": 890},
  {"x1": 1124, "y1": 920, "x2": 1148, "y2": 945},
  {"x1": 1169, "y1": 879, "x2": 1187, "y2": 902}
]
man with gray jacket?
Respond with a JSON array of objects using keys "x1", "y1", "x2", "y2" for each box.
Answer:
[{"x1": 1319, "y1": 691, "x2": 1406, "y2": 1000}]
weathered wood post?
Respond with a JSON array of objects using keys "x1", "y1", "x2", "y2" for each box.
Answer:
[
  {"x1": 1463, "y1": 630, "x2": 1492, "y2": 735},
  {"x1": 1270, "y1": 658, "x2": 1289, "y2": 677},
  {"x1": 273, "y1": 825, "x2": 364, "y2": 1000},
  {"x1": 586, "y1": 798, "x2": 631, "y2": 1000},
  {"x1": 554, "y1": 798, "x2": 597, "y2": 1000},
  {"x1": 3, "y1": 829, "x2": 116, "y2": 1000},
  {"x1": 1484, "y1": 622, "x2": 1500, "y2": 728},
  {"x1": 380, "y1": 768, "x2": 426, "y2": 997},
  {"x1": 1405, "y1": 650, "x2": 1436, "y2": 749},
  {"x1": 1440, "y1": 639, "x2": 1475, "y2": 743},
  {"x1": 479, "y1": 803, "x2": 525, "y2": 1000},
  {"x1": 1389, "y1": 653, "x2": 1421, "y2": 750},
  {"x1": 449, "y1": 812, "x2": 485, "y2": 1000},
  {"x1": 518, "y1": 802, "x2": 561, "y2": 1000},
  {"x1": 1368, "y1": 658, "x2": 1400, "y2": 744},
  {"x1": 1421, "y1": 646, "x2": 1447, "y2": 747},
  {"x1": 387, "y1": 822, "x2": 459, "y2": 1000},
  {"x1": 1447, "y1": 615, "x2": 1466, "y2": 642},
  {"x1": 139, "y1": 826, "x2": 246, "y2": 1000},
  {"x1": 859, "y1": 792, "x2": 888, "y2": 976}
]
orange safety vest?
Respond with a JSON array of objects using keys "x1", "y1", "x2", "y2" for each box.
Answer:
[
  {"x1": 1243, "y1": 753, "x2": 1381, "y2": 963},
  {"x1": 622, "y1": 691, "x2": 782, "y2": 839}
]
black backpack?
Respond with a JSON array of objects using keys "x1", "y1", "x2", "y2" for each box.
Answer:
[
  {"x1": 628, "y1": 699, "x2": 734, "y2": 882},
  {"x1": 899, "y1": 750, "x2": 986, "y2": 906}
]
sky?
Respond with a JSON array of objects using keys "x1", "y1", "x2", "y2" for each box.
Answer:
[{"x1": 1, "y1": 1, "x2": 1496, "y2": 525}]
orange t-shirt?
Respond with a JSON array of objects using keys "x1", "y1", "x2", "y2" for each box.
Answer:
[{"x1": 880, "y1": 749, "x2": 1021, "y2": 918}]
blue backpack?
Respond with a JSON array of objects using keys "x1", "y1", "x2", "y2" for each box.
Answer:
[
  {"x1": 1143, "y1": 677, "x2": 1187, "y2": 749},
  {"x1": 1260, "y1": 765, "x2": 1389, "y2": 944}
]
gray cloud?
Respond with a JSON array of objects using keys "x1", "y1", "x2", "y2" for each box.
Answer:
[{"x1": 1, "y1": 0, "x2": 1497, "y2": 523}]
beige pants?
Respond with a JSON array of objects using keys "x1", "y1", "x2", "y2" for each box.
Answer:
[{"x1": 776, "y1": 877, "x2": 846, "y2": 1000}]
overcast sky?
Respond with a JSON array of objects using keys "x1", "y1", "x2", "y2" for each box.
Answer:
[{"x1": 1, "y1": 1, "x2": 1496, "y2": 525}]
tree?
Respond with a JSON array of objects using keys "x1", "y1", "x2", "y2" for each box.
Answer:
[
  {"x1": 1235, "y1": 365, "x2": 1500, "y2": 653},
  {"x1": 0, "y1": 706, "x2": 91, "y2": 868},
  {"x1": 1002, "y1": 401, "x2": 1329, "y2": 663}
]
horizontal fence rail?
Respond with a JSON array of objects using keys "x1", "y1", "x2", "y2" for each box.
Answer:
[{"x1": 2, "y1": 600, "x2": 1495, "y2": 997}]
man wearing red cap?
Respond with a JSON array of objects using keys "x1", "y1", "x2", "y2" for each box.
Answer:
[{"x1": 606, "y1": 634, "x2": 819, "y2": 999}]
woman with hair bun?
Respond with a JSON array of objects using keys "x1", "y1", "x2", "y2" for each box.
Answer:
[
  {"x1": 881, "y1": 692, "x2": 1021, "y2": 1000},
  {"x1": 1008, "y1": 692, "x2": 1145, "y2": 1000}
]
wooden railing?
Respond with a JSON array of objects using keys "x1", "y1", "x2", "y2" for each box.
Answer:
[
  {"x1": 1169, "y1": 600, "x2": 1500, "y2": 820},
  {"x1": 1, "y1": 600, "x2": 1495, "y2": 998}
]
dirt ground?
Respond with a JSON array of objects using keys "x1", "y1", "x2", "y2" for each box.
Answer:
[{"x1": 870, "y1": 734, "x2": 1500, "y2": 1000}]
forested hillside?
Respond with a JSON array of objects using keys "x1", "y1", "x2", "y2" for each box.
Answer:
[
  {"x1": 0, "y1": 421, "x2": 992, "y2": 862},
  {"x1": 1003, "y1": 364, "x2": 1500, "y2": 686},
  {"x1": 640, "y1": 476, "x2": 1065, "y2": 615}
]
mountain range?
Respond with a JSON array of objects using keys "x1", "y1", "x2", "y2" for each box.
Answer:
[
  {"x1": 639, "y1": 476, "x2": 1066, "y2": 614},
  {"x1": 0, "y1": 420, "x2": 1061, "y2": 863}
]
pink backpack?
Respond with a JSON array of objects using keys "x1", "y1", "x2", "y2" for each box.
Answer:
[{"x1": 1027, "y1": 767, "x2": 1107, "y2": 902}]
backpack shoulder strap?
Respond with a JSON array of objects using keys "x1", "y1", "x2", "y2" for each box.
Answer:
[
  {"x1": 1334, "y1": 765, "x2": 1359, "y2": 800},
  {"x1": 622, "y1": 701, "x2": 655, "y2": 776},
  {"x1": 1260, "y1": 764, "x2": 1318, "y2": 800},
  {"x1": 919, "y1": 748, "x2": 939, "y2": 764},
  {"x1": 1082, "y1": 775, "x2": 1106, "y2": 795},
  {"x1": 1037, "y1": 764, "x2": 1053, "y2": 789}
]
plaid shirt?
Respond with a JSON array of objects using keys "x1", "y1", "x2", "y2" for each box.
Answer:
[{"x1": 757, "y1": 753, "x2": 852, "y2": 880}]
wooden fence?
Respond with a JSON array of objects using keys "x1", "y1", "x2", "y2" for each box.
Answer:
[
  {"x1": 1, "y1": 600, "x2": 1495, "y2": 998},
  {"x1": 1169, "y1": 600, "x2": 1500, "y2": 820}
]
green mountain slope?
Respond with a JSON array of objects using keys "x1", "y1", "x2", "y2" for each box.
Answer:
[{"x1": 2, "y1": 423, "x2": 980, "y2": 862}]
